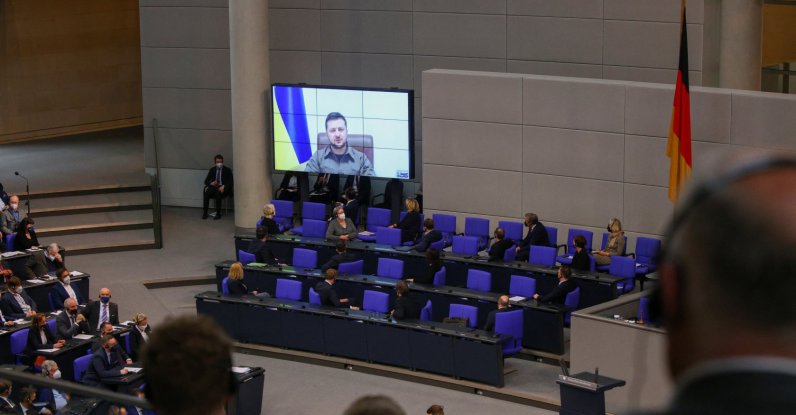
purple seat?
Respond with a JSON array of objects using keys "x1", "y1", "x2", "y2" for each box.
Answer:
[
  {"x1": 498, "y1": 221, "x2": 523, "y2": 243},
  {"x1": 452, "y1": 235, "x2": 479, "y2": 256},
  {"x1": 509, "y1": 275, "x2": 536, "y2": 298},
  {"x1": 595, "y1": 232, "x2": 628, "y2": 272},
  {"x1": 123, "y1": 333, "x2": 132, "y2": 356},
  {"x1": 221, "y1": 277, "x2": 230, "y2": 295},
  {"x1": 633, "y1": 237, "x2": 662, "y2": 274},
  {"x1": 495, "y1": 310, "x2": 524, "y2": 357},
  {"x1": 275, "y1": 279, "x2": 303, "y2": 301},
  {"x1": 10, "y1": 329, "x2": 29, "y2": 365},
  {"x1": 376, "y1": 227, "x2": 402, "y2": 246},
  {"x1": 359, "y1": 208, "x2": 391, "y2": 242},
  {"x1": 429, "y1": 239, "x2": 446, "y2": 251},
  {"x1": 503, "y1": 244, "x2": 517, "y2": 261},
  {"x1": 3, "y1": 233, "x2": 15, "y2": 253},
  {"x1": 448, "y1": 304, "x2": 478, "y2": 328},
  {"x1": 362, "y1": 290, "x2": 389, "y2": 313},
  {"x1": 609, "y1": 256, "x2": 637, "y2": 294},
  {"x1": 73, "y1": 354, "x2": 92, "y2": 382},
  {"x1": 238, "y1": 250, "x2": 255, "y2": 266},
  {"x1": 292, "y1": 248, "x2": 318, "y2": 269},
  {"x1": 545, "y1": 226, "x2": 558, "y2": 248},
  {"x1": 377, "y1": 258, "x2": 404, "y2": 279},
  {"x1": 338, "y1": 260, "x2": 364, "y2": 275},
  {"x1": 292, "y1": 202, "x2": 327, "y2": 235},
  {"x1": 466, "y1": 269, "x2": 491, "y2": 292},
  {"x1": 272, "y1": 199, "x2": 294, "y2": 231},
  {"x1": 564, "y1": 287, "x2": 581, "y2": 325},
  {"x1": 309, "y1": 287, "x2": 321, "y2": 305},
  {"x1": 464, "y1": 217, "x2": 490, "y2": 251},
  {"x1": 556, "y1": 229, "x2": 593, "y2": 264},
  {"x1": 302, "y1": 219, "x2": 327, "y2": 239},
  {"x1": 433, "y1": 266, "x2": 446, "y2": 285},
  {"x1": 433, "y1": 214, "x2": 456, "y2": 247},
  {"x1": 46, "y1": 319, "x2": 56, "y2": 334},
  {"x1": 529, "y1": 245, "x2": 556, "y2": 267},
  {"x1": 420, "y1": 300, "x2": 433, "y2": 321}
]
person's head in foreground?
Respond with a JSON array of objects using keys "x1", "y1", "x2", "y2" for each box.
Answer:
[{"x1": 342, "y1": 395, "x2": 405, "y2": 415}]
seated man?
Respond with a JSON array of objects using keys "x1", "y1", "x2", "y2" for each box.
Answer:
[
  {"x1": 247, "y1": 227, "x2": 281, "y2": 265},
  {"x1": 483, "y1": 295, "x2": 511, "y2": 332},
  {"x1": 82, "y1": 334, "x2": 129, "y2": 387},
  {"x1": 391, "y1": 281, "x2": 421, "y2": 320},
  {"x1": 305, "y1": 112, "x2": 374, "y2": 176},
  {"x1": 0, "y1": 195, "x2": 23, "y2": 236},
  {"x1": 412, "y1": 218, "x2": 442, "y2": 253},
  {"x1": 82, "y1": 287, "x2": 120, "y2": 333},
  {"x1": 56, "y1": 298, "x2": 90, "y2": 340},
  {"x1": 202, "y1": 154, "x2": 233, "y2": 220},
  {"x1": 515, "y1": 213, "x2": 549, "y2": 261},
  {"x1": 51, "y1": 268, "x2": 86, "y2": 309},
  {"x1": 533, "y1": 265, "x2": 578, "y2": 305},
  {"x1": 488, "y1": 227, "x2": 514, "y2": 262},
  {"x1": 320, "y1": 241, "x2": 358, "y2": 272},
  {"x1": 43, "y1": 243, "x2": 64, "y2": 271},
  {"x1": 315, "y1": 269, "x2": 358, "y2": 309},
  {"x1": 0, "y1": 276, "x2": 37, "y2": 319},
  {"x1": 91, "y1": 322, "x2": 133, "y2": 364}
]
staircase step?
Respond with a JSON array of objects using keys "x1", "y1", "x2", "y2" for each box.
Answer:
[
  {"x1": 29, "y1": 192, "x2": 152, "y2": 211},
  {"x1": 27, "y1": 184, "x2": 151, "y2": 200},
  {"x1": 36, "y1": 221, "x2": 153, "y2": 237},
  {"x1": 64, "y1": 240, "x2": 158, "y2": 256},
  {"x1": 39, "y1": 228, "x2": 155, "y2": 250},
  {"x1": 30, "y1": 202, "x2": 152, "y2": 217},
  {"x1": 32, "y1": 210, "x2": 153, "y2": 229}
]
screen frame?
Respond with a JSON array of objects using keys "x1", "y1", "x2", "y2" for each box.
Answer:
[{"x1": 270, "y1": 82, "x2": 415, "y2": 180}]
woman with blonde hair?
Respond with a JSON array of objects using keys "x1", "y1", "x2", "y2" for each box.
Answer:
[
  {"x1": 389, "y1": 198, "x2": 421, "y2": 243},
  {"x1": 257, "y1": 203, "x2": 281, "y2": 234},
  {"x1": 594, "y1": 218, "x2": 625, "y2": 265},
  {"x1": 226, "y1": 262, "x2": 270, "y2": 298},
  {"x1": 128, "y1": 312, "x2": 151, "y2": 361}
]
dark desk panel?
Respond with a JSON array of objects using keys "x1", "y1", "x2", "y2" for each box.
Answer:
[
  {"x1": 216, "y1": 261, "x2": 567, "y2": 354},
  {"x1": 32, "y1": 337, "x2": 93, "y2": 381},
  {"x1": 234, "y1": 234, "x2": 620, "y2": 308},
  {"x1": 196, "y1": 291, "x2": 507, "y2": 386}
]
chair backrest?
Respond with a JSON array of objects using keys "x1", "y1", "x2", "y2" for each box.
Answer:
[
  {"x1": 564, "y1": 287, "x2": 581, "y2": 325},
  {"x1": 376, "y1": 227, "x2": 402, "y2": 246},
  {"x1": 433, "y1": 266, "x2": 446, "y2": 285},
  {"x1": 292, "y1": 248, "x2": 318, "y2": 269},
  {"x1": 635, "y1": 237, "x2": 662, "y2": 267},
  {"x1": 567, "y1": 228, "x2": 593, "y2": 252},
  {"x1": 376, "y1": 258, "x2": 404, "y2": 279},
  {"x1": 528, "y1": 245, "x2": 556, "y2": 267},
  {"x1": 308, "y1": 287, "x2": 321, "y2": 305},
  {"x1": 608, "y1": 255, "x2": 636, "y2": 279},
  {"x1": 238, "y1": 250, "x2": 255, "y2": 266},
  {"x1": 73, "y1": 354, "x2": 92, "y2": 382},
  {"x1": 302, "y1": 219, "x2": 327, "y2": 238},
  {"x1": 464, "y1": 217, "x2": 490, "y2": 248},
  {"x1": 448, "y1": 304, "x2": 478, "y2": 328},
  {"x1": 302, "y1": 202, "x2": 327, "y2": 220},
  {"x1": 601, "y1": 232, "x2": 627, "y2": 255},
  {"x1": 451, "y1": 235, "x2": 479, "y2": 256},
  {"x1": 10, "y1": 329, "x2": 28, "y2": 357},
  {"x1": 429, "y1": 239, "x2": 446, "y2": 251},
  {"x1": 47, "y1": 292, "x2": 58, "y2": 310},
  {"x1": 433, "y1": 214, "x2": 456, "y2": 245},
  {"x1": 272, "y1": 199, "x2": 294, "y2": 228},
  {"x1": 366, "y1": 208, "x2": 392, "y2": 232},
  {"x1": 338, "y1": 260, "x2": 364, "y2": 275},
  {"x1": 46, "y1": 319, "x2": 56, "y2": 334},
  {"x1": 222, "y1": 277, "x2": 230, "y2": 295},
  {"x1": 362, "y1": 290, "x2": 389, "y2": 313},
  {"x1": 498, "y1": 221, "x2": 523, "y2": 243},
  {"x1": 3, "y1": 233, "x2": 15, "y2": 252},
  {"x1": 545, "y1": 226, "x2": 558, "y2": 247},
  {"x1": 466, "y1": 269, "x2": 492, "y2": 292},
  {"x1": 275, "y1": 279, "x2": 303, "y2": 301},
  {"x1": 317, "y1": 133, "x2": 374, "y2": 166},
  {"x1": 638, "y1": 297, "x2": 650, "y2": 323},
  {"x1": 420, "y1": 300, "x2": 433, "y2": 321},
  {"x1": 494, "y1": 309, "x2": 524, "y2": 356},
  {"x1": 509, "y1": 275, "x2": 536, "y2": 298},
  {"x1": 503, "y1": 244, "x2": 517, "y2": 262}
]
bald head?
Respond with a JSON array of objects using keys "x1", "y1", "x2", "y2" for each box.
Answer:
[
  {"x1": 9, "y1": 195, "x2": 18, "y2": 205},
  {"x1": 99, "y1": 288, "x2": 111, "y2": 297}
]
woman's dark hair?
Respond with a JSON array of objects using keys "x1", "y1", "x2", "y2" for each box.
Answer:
[
  {"x1": 31, "y1": 313, "x2": 47, "y2": 331},
  {"x1": 426, "y1": 248, "x2": 441, "y2": 265},
  {"x1": 16, "y1": 217, "x2": 34, "y2": 234},
  {"x1": 573, "y1": 234, "x2": 587, "y2": 249}
]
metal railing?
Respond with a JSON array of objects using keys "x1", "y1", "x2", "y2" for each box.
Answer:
[{"x1": 151, "y1": 118, "x2": 164, "y2": 249}]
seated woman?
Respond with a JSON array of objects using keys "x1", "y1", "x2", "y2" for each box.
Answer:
[
  {"x1": 128, "y1": 312, "x2": 152, "y2": 362},
  {"x1": 326, "y1": 205, "x2": 358, "y2": 242},
  {"x1": 257, "y1": 203, "x2": 282, "y2": 234},
  {"x1": 226, "y1": 262, "x2": 270, "y2": 298},
  {"x1": 14, "y1": 217, "x2": 39, "y2": 251},
  {"x1": 26, "y1": 313, "x2": 64, "y2": 357},
  {"x1": 389, "y1": 198, "x2": 421, "y2": 244},
  {"x1": 594, "y1": 218, "x2": 625, "y2": 265},
  {"x1": 570, "y1": 234, "x2": 591, "y2": 271},
  {"x1": 406, "y1": 248, "x2": 442, "y2": 285}
]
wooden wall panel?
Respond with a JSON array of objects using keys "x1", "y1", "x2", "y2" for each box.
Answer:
[{"x1": 0, "y1": 0, "x2": 143, "y2": 143}]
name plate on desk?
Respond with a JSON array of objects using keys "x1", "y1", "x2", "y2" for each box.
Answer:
[{"x1": 558, "y1": 374, "x2": 598, "y2": 391}]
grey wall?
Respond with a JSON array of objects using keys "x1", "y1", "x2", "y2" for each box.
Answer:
[{"x1": 422, "y1": 69, "x2": 796, "y2": 248}]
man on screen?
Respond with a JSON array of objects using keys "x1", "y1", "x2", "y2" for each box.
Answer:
[{"x1": 305, "y1": 112, "x2": 375, "y2": 176}]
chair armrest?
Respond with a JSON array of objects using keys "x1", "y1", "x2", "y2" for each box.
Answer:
[
  {"x1": 370, "y1": 193, "x2": 385, "y2": 205},
  {"x1": 627, "y1": 252, "x2": 636, "y2": 259},
  {"x1": 556, "y1": 243, "x2": 567, "y2": 256}
]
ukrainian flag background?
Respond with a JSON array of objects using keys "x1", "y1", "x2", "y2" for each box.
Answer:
[{"x1": 273, "y1": 85, "x2": 313, "y2": 170}]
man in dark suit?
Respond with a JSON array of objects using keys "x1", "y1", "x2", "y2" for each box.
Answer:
[
  {"x1": 516, "y1": 213, "x2": 549, "y2": 261},
  {"x1": 51, "y1": 268, "x2": 86, "y2": 309},
  {"x1": 202, "y1": 154, "x2": 234, "y2": 220},
  {"x1": 488, "y1": 227, "x2": 514, "y2": 262},
  {"x1": 57, "y1": 298, "x2": 90, "y2": 340},
  {"x1": 314, "y1": 269, "x2": 357, "y2": 309},
  {"x1": 91, "y1": 322, "x2": 133, "y2": 364},
  {"x1": 82, "y1": 334, "x2": 129, "y2": 387},
  {"x1": 0, "y1": 276, "x2": 37, "y2": 319},
  {"x1": 44, "y1": 243, "x2": 64, "y2": 271},
  {"x1": 0, "y1": 379, "x2": 17, "y2": 412},
  {"x1": 483, "y1": 295, "x2": 510, "y2": 332},
  {"x1": 533, "y1": 266, "x2": 577, "y2": 305},
  {"x1": 82, "y1": 287, "x2": 120, "y2": 333},
  {"x1": 246, "y1": 227, "x2": 280, "y2": 265},
  {"x1": 647, "y1": 157, "x2": 796, "y2": 415},
  {"x1": 391, "y1": 280, "x2": 421, "y2": 320},
  {"x1": 321, "y1": 241, "x2": 357, "y2": 272},
  {"x1": 412, "y1": 218, "x2": 442, "y2": 253}
]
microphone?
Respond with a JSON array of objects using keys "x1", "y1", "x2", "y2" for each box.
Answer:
[{"x1": 14, "y1": 172, "x2": 31, "y2": 215}]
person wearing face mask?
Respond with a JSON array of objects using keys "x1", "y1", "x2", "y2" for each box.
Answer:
[
  {"x1": 18, "y1": 386, "x2": 52, "y2": 415},
  {"x1": 128, "y1": 313, "x2": 151, "y2": 362},
  {"x1": 594, "y1": 217, "x2": 625, "y2": 266},
  {"x1": 56, "y1": 298, "x2": 89, "y2": 340},
  {"x1": 202, "y1": 154, "x2": 234, "y2": 220},
  {"x1": 0, "y1": 195, "x2": 24, "y2": 236},
  {"x1": 0, "y1": 276, "x2": 38, "y2": 319},
  {"x1": 42, "y1": 243, "x2": 64, "y2": 272},
  {"x1": 50, "y1": 268, "x2": 85, "y2": 310},
  {"x1": 326, "y1": 205, "x2": 357, "y2": 241},
  {"x1": 92, "y1": 322, "x2": 133, "y2": 365},
  {"x1": 246, "y1": 227, "x2": 281, "y2": 265},
  {"x1": 515, "y1": 212, "x2": 550, "y2": 262},
  {"x1": 13, "y1": 217, "x2": 39, "y2": 251},
  {"x1": 26, "y1": 313, "x2": 65, "y2": 358},
  {"x1": 82, "y1": 334, "x2": 129, "y2": 388},
  {"x1": 82, "y1": 287, "x2": 119, "y2": 333},
  {"x1": 37, "y1": 360, "x2": 70, "y2": 412}
]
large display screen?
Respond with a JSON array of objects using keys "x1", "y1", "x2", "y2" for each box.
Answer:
[{"x1": 272, "y1": 84, "x2": 414, "y2": 179}]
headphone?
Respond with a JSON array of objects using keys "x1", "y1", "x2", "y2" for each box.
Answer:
[{"x1": 649, "y1": 156, "x2": 796, "y2": 323}]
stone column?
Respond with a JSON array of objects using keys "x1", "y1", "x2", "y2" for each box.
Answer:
[
  {"x1": 229, "y1": 0, "x2": 271, "y2": 231},
  {"x1": 719, "y1": 0, "x2": 763, "y2": 90}
]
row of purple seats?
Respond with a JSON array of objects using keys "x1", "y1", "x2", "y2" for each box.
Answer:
[{"x1": 3, "y1": 233, "x2": 15, "y2": 252}]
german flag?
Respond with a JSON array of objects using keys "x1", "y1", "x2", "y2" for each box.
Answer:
[{"x1": 666, "y1": 1, "x2": 692, "y2": 202}]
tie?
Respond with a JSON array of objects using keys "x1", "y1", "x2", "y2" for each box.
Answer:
[
  {"x1": 101, "y1": 304, "x2": 108, "y2": 324},
  {"x1": 70, "y1": 314, "x2": 76, "y2": 326},
  {"x1": 216, "y1": 168, "x2": 222, "y2": 185}
]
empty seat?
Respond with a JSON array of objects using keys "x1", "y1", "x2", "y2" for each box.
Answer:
[
  {"x1": 376, "y1": 227, "x2": 402, "y2": 246},
  {"x1": 545, "y1": 226, "x2": 558, "y2": 248},
  {"x1": 275, "y1": 279, "x2": 303, "y2": 301},
  {"x1": 238, "y1": 250, "x2": 255, "y2": 266},
  {"x1": 466, "y1": 269, "x2": 491, "y2": 292},
  {"x1": 73, "y1": 354, "x2": 92, "y2": 382},
  {"x1": 429, "y1": 239, "x2": 446, "y2": 252},
  {"x1": 564, "y1": 287, "x2": 581, "y2": 325},
  {"x1": 448, "y1": 304, "x2": 478, "y2": 328},
  {"x1": 451, "y1": 235, "x2": 479, "y2": 256},
  {"x1": 292, "y1": 248, "x2": 318, "y2": 269},
  {"x1": 292, "y1": 202, "x2": 327, "y2": 235},
  {"x1": 529, "y1": 245, "x2": 556, "y2": 267},
  {"x1": 420, "y1": 300, "x2": 433, "y2": 321},
  {"x1": 498, "y1": 220, "x2": 524, "y2": 243},
  {"x1": 309, "y1": 287, "x2": 321, "y2": 305},
  {"x1": 302, "y1": 219, "x2": 327, "y2": 239},
  {"x1": 10, "y1": 329, "x2": 28, "y2": 365},
  {"x1": 495, "y1": 310, "x2": 524, "y2": 357},
  {"x1": 338, "y1": 260, "x2": 364, "y2": 275},
  {"x1": 359, "y1": 208, "x2": 391, "y2": 242},
  {"x1": 509, "y1": 275, "x2": 536, "y2": 298},
  {"x1": 362, "y1": 290, "x2": 389, "y2": 313},
  {"x1": 609, "y1": 256, "x2": 637, "y2": 294},
  {"x1": 433, "y1": 214, "x2": 456, "y2": 247},
  {"x1": 464, "y1": 217, "x2": 490, "y2": 251},
  {"x1": 433, "y1": 266, "x2": 447, "y2": 286},
  {"x1": 221, "y1": 277, "x2": 230, "y2": 295},
  {"x1": 633, "y1": 237, "x2": 662, "y2": 274},
  {"x1": 376, "y1": 258, "x2": 404, "y2": 279}
]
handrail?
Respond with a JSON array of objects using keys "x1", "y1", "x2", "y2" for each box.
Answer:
[{"x1": 151, "y1": 118, "x2": 164, "y2": 249}]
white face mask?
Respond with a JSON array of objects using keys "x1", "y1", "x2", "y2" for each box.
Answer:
[
  {"x1": 338, "y1": 213, "x2": 345, "y2": 220},
  {"x1": 52, "y1": 370, "x2": 62, "y2": 379},
  {"x1": 138, "y1": 324, "x2": 147, "y2": 331},
  {"x1": 62, "y1": 277, "x2": 71, "y2": 285},
  {"x1": 10, "y1": 203, "x2": 18, "y2": 210},
  {"x1": 13, "y1": 287, "x2": 22, "y2": 294},
  {"x1": 216, "y1": 163, "x2": 223, "y2": 168}
]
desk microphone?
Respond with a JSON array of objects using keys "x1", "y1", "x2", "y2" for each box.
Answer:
[{"x1": 14, "y1": 172, "x2": 31, "y2": 216}]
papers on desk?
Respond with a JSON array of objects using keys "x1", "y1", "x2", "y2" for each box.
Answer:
[
  {"x1": 26, "y1": 247, "x2": 42, "y2": 252},
  {"x1": 74, "y1": 334, "x2": 94, "y2": 340},
  {"x1": 509, "y1": 296, "x2": 526, "y2": 302},
  {"x1": 13, "y1": 319, "x2": 27, "y2": 325},
  {"x1": 125, "y1": 367, "x2": 143, "y2": 373},
  {"x1": 0, "y1": 251, "x2": 24, "y2": 258},
  {"x1": 358, "y1": 231, "x2": 374, "y2": 236},
  {"x1": 69, "y1": 271, "x2": 85, "y2": 277},
  {"x1": 26, "y1": 279, "x2": 46, "y2": 284},
  {"x1": 121, "y1": 320, "x2": 134, "y2": 326},
  {"x1": 51, "y1": 310, "x2": 63, "y2": 316},
  {"x1": 247, "y1": 262, "x2": 267, "y2": 267},
  {"x1": 231, "y1": 366, "x2": 251, "y2": 374},
  {"x1": 38, "y1": 348, "x2": 59, "y2": 353}
]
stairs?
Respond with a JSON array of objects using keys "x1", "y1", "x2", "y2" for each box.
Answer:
[{"x1": 27, "y1": 182, "x2": 161, "y2": 256}]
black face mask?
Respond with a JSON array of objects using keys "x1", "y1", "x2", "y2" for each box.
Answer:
[{"x1": 607, "y1": 225, "x2": 612, "y2": 232}]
